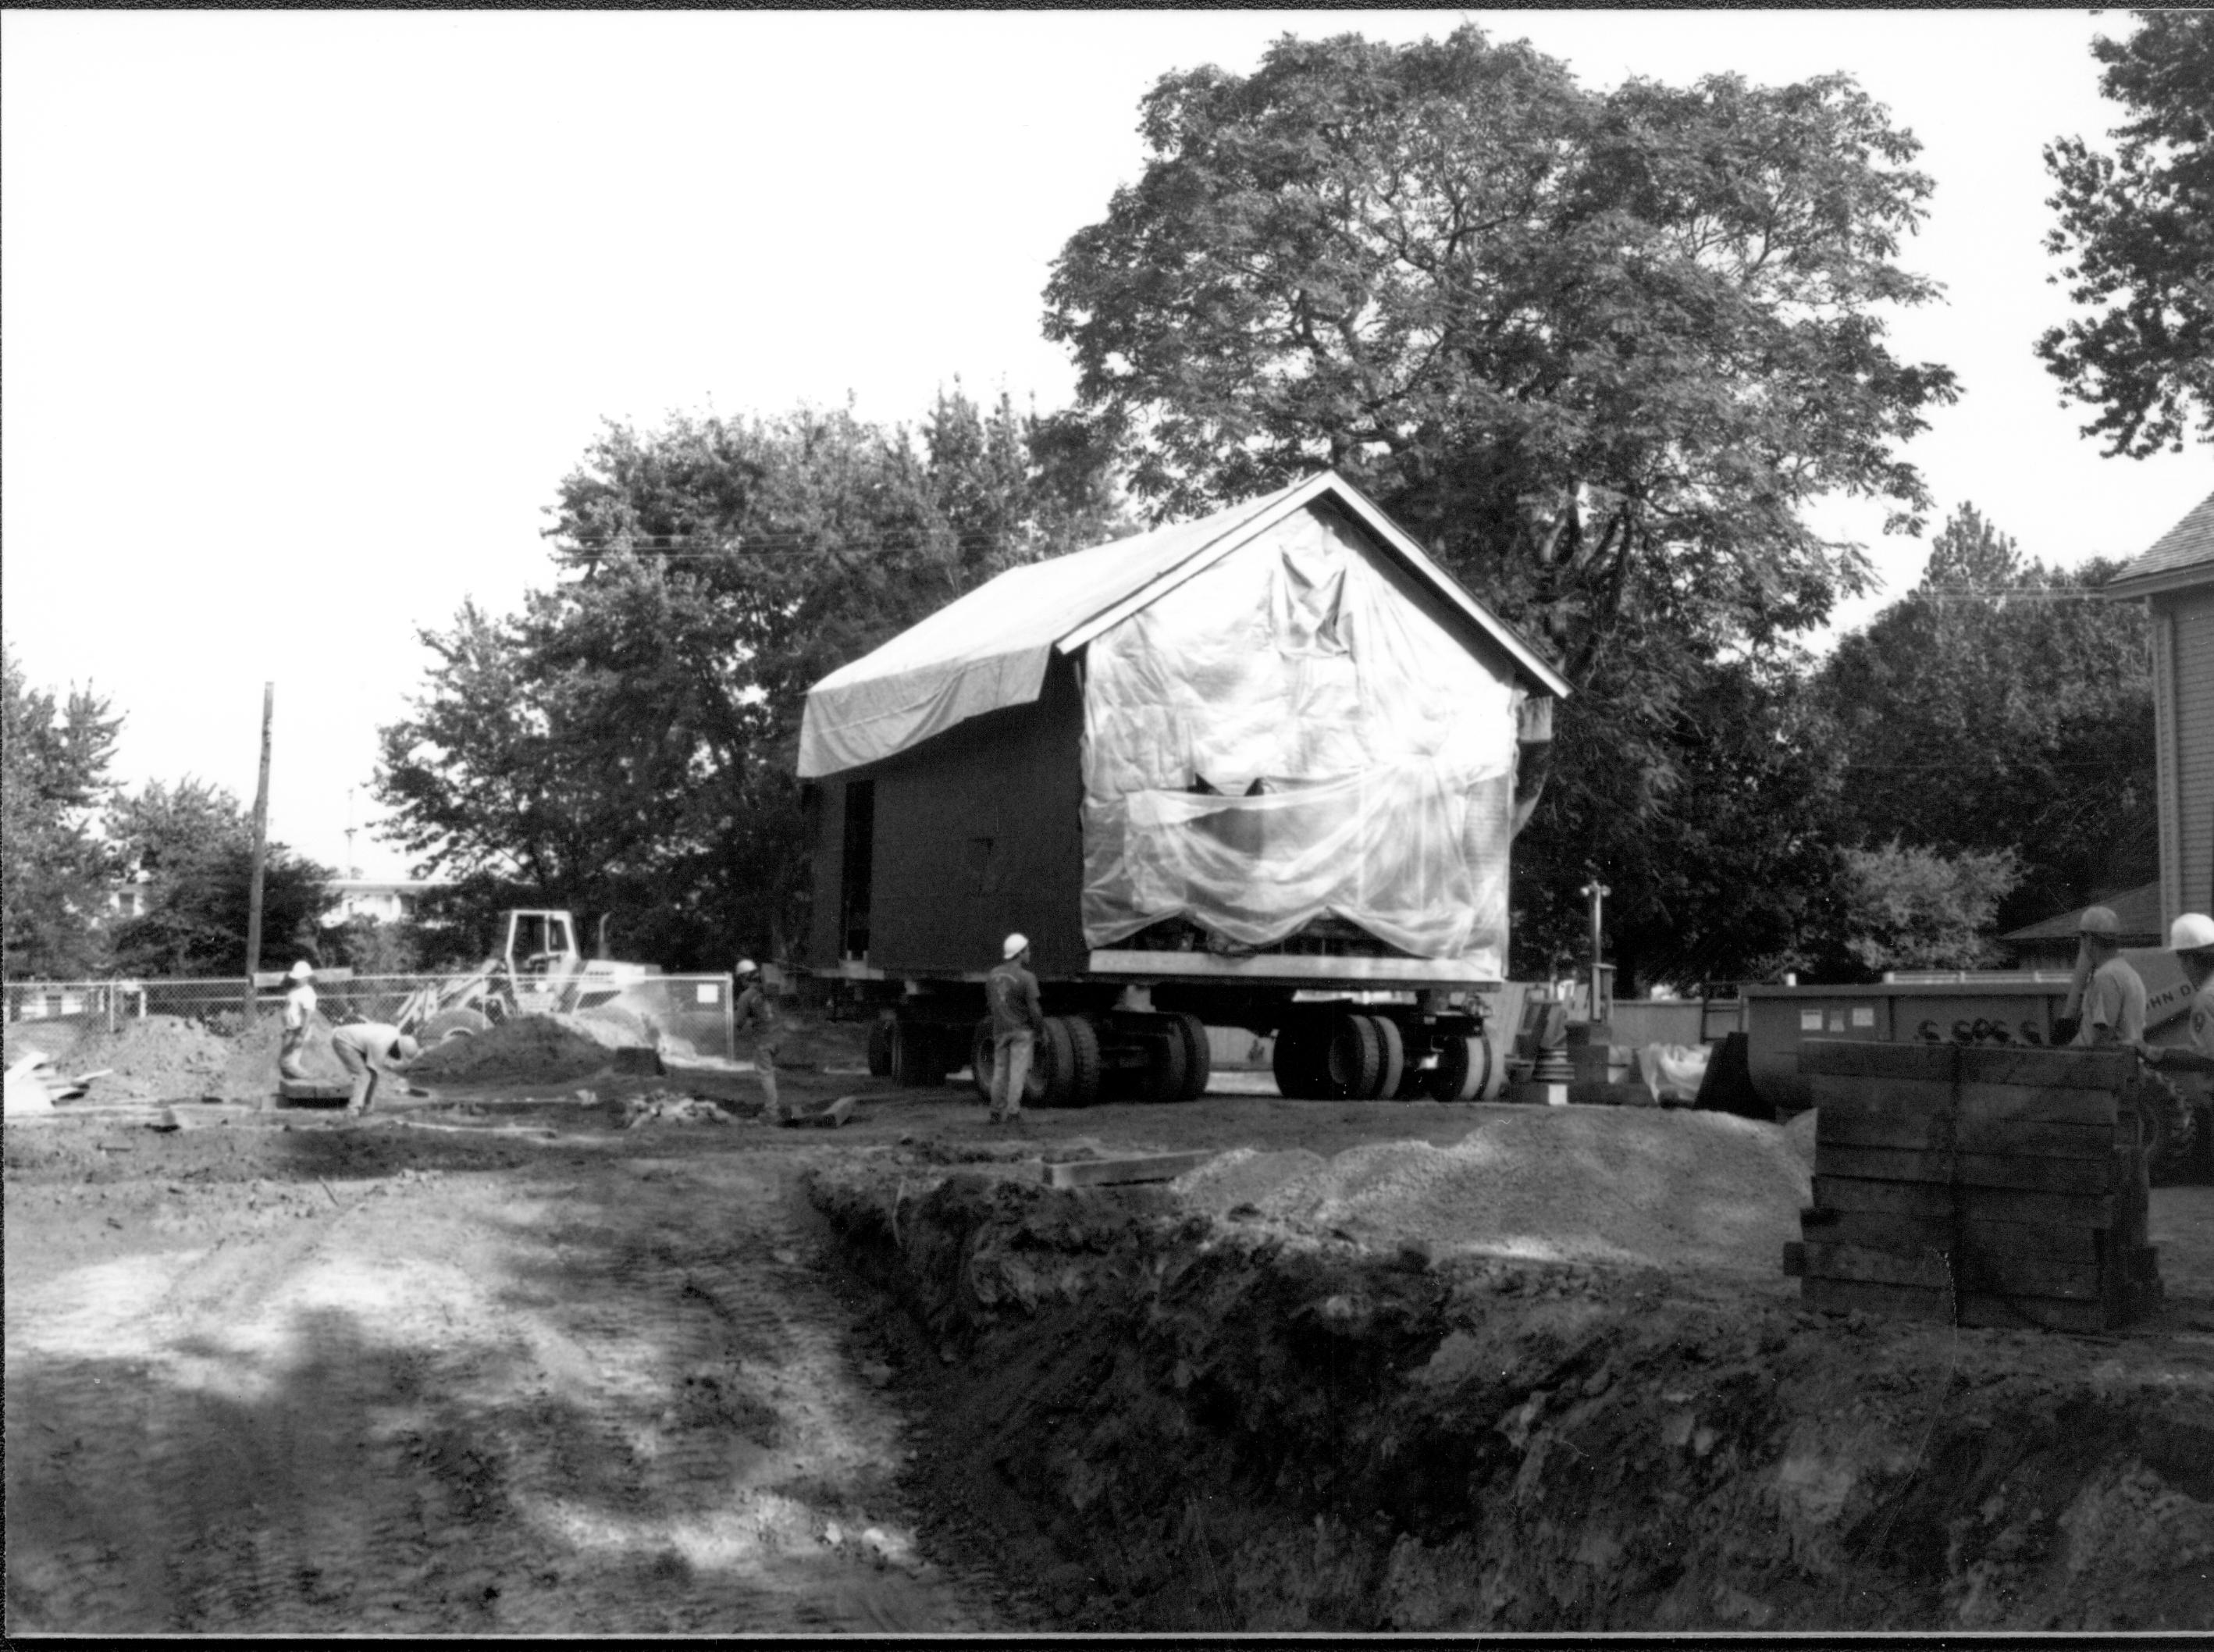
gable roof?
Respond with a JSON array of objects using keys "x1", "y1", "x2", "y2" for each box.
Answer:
[
  {"x1": 797, "y1": 471, "x2": 1568, "y2": 779},
  {"x1": 1999, "y1": 880, "x2": 2165, "y2": 945},
  {"x1": 2105, "y1": 490, "x2": 2214, "y2": 599}
]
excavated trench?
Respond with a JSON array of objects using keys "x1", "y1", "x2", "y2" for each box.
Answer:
[{"x1": 809, "y1": 1162, "x2": 2214, "y2": 1633}]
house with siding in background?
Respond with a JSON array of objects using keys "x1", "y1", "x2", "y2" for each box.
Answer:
[{"x1": 2105, "y1": 490, "x2": 2214, "y2": 933}]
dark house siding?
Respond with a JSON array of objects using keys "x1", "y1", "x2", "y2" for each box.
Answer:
[{"x1": 803, "y1": 650, "x2": 1088, "y2": 978}]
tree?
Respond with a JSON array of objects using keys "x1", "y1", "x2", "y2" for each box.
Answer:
[
  {"x1": 1832, "y1": 842, "x2": 2023, "y2": 977},
  {"x1": 1044, "y1": 25, "x2": 1957, "y2": 968},
  {"x1": 2039, "y1": 11, "x2": 2214, "y2": 457},
  {"x1": 1817, "y1": 504, "x2": 2157, "y2": 934},
  {"x1": 2, "y1": 640, "x2": 122, "y2": 978},
  {"x1": 103, "y1": 778, "x2": 335, "y2": 977},
  {"x1": 379, "y1": 390, "x2": 1130, "y2": 970}
]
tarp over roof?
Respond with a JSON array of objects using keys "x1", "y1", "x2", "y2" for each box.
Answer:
[
  {"x1": 797, "y1": 471, "x2": 1569, "y2": 778},
  {"x1": 2105, "y1": 489, "x2": 2214, "y2": 598}
]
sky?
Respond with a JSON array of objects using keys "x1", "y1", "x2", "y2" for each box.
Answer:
[{"x1": 5, "y1": 9, "x2": 2209, "y2": 885}]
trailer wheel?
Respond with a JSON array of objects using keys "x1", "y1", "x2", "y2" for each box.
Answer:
[
  {"x1": 1328, "y1": 1013, "x2": 1385, "y2": 1100},
  {"x1": 1034, "y1": 1015, "x2": 1103, "y2": 1109},
  {"x1": 1429, "y1": 1032, "x2": 1487, "y2": 1102},
  {"x1": 1369, "y1": 1016, "x2": 1406, "y2": 1102},
  {"x1": 889, "y1": 1019, "x2": 947, "y2": 1088},
  {"x1": 970, "y1": 1019, "x2": 995, "y2": 1102},
  {"x1": 867, "y1": 1016, "x2": 895, "y2": 1078},
  {"x1": 419, "y1": 1008, "x2": 491, "y2": 1045},
  {"x1": 2129, "y1": 1066, "x2": 2199, "y2": 1181},
  {"x1": 1139, "y1": 1021, "x2": 1189, "y2": 1104},
  {"x1": 1271, "y1": 1017, "x2": 1317, "y2": 1099},
  {"x1": 1168, "y1": 1012, "x2": 1211, "y2": 1101}
]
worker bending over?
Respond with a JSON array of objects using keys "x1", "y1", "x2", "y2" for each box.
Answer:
[
  {"x1": 330, "y1": 1023, "x2": 421, "y2": 1117},
  {"x1": 279, "y1": 960, "x2": 318, "y2": 1080},
  {"x1": 734, "y1": 960, "x2": 786, "y2": 1123},
  {"x1": 984, "y1": 933, "x2": 1046, "y2": 1124},
  {"x1": 2067, "y1": 906, "x2": 2147, "y2": 1047}
]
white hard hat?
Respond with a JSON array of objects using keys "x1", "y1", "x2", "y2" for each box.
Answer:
[
  {"x1": 287, "y1": 960, "x2": 315, "y2": 981},
  {"x1": 1002, "y1": 933, "x2": 1028, "y2": 960},
  {"x1": 735, "y1": 958, "x2": 759, "y2": 977},
  {"x1": 2171, "y1": 913, "x2": 2214, "y2": 952}
]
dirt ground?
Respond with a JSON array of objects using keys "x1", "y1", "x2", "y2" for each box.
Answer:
[{"x1": 7, "y1": 1014, "x2": 2213, "y2": 1633}]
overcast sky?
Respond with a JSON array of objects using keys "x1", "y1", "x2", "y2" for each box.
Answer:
[{"x1": 5, "y1": 9, "x2": 2209, "y2": 883}]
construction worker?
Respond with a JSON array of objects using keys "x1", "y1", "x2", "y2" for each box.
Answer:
[
  {"x1": 279, "y1": 960, "x2": 318, "y2": 1080},
  {"x1": 734, "y1": 960, "x2": 786, "y2": 1123},
  {"x1": 329, "y1": 1022, "x2": 421, "y2": 1117},
  {"x1": 2066, "y1": 905, "x2": 2148, "y2": 1048},
  {"x1": 984, "y1": 933, "x2": 1046, "y2": 1124},
  {"x1": 2141, "y1": 913, "x2": 2214, "y2": 1075}
]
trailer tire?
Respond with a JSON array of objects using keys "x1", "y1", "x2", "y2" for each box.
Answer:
[
  {"x1": 1169, "y1": 1012, "x2": 1211, "y2": 1101},
  {"x1": 867, "y1": 1016, "x2": 895, "y2": 1078},
  {"x1": 1369, "y1": 1016, "x2": 1407, "y2": 1102},
  {"x1": 1476, "y1": 1030, "x2": 1507, "y2": 1101},
  {"x1": 2129, "y1": 1066, "x2": 2199, "y2": 1181},
  {"x1": 1140, "y1": 1021, "x2": 1190, "y2": 1104},
  {"x1": 970, "y1": 1019, "x2": 995, "y2": 1102},
  {"x1": 1329, "y1": 1012, "x2": 1385, "y2": 1100},
  {"x1": 1429, "y1": 1032, "x2": 1487, "y2": 1102},
  {"x1": 1271, "y1": 1017, "x2": 1319, "y2": 1099},
  {"x1": 1035, "y1": 1015, "x2": 1102, "y2": 1109},
  {"x1": 889, "y1": 1019, "x2": 947, "y2": 1088},
  {"x1": 419, "y1": 1009, "x2": 491, "y2": 1045}
]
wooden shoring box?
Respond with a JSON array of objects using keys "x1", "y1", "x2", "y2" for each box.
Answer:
[{"x1": 1782, "y1": 1041, "x2": 2159, "y2": 1333}]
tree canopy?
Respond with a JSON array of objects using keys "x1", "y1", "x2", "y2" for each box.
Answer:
[
  {"x1": 1045, "y1": 24, "x2": 1957, "y2": 973},
  {"x1": 2040, "y1": 10, "x2": 2214, "y2": 457},
  {"x1": 376, "y1": 391, "x2": 1130, "y2": 970},
  {"x1": 2, "y1": 641, "x2": 121, "y2": 978}
]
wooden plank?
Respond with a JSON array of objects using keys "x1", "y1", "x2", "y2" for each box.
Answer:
[
  {"x1": 1799, "y1": 1041, "x2": 1956, "y2": 1081},
  {"x1": 1798, "y1": 1207, "x2": 2104, "y2": 1266},
  {"x1": 1813, "y1": 1143, "x2": 2115, "y2": 1194},
  {"x1": 1813, "y1": 1175, "x2": 2115, "y2": 1230},
  {"x1": 1801, "y1": 1242, "x2": 2107, "y2": 1300},
  {"x1": 1801, "y1": 1276, "x2": 2118, "y2": 1335},
  {"x1": 1951, "y1": 1082, "x2": 2116, "y2": 1127},
  {"x1": 1782, "y1": 1241, "x2": 1806, "y2": 1277},
  {"x1": 1041, "y1": 1150, "x2": 1217, "y2": 1189},
  {"x1": 1814, "y1": 1109, "x2": 2119, "y2": 1160},
  {"x1": 780, "y1": 1095, "x2": 856, "y2": 1130},
  {"x1": 1811, "y1": 1074, "x2": 1956, "y2": 1116},
  {"x1": 1957, "y1": 1045, "x2": 2131, "y2": 1091}
]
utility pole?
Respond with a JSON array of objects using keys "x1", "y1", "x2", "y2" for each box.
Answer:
[
  {"x1": 243, "y1": 683, "x2": 273, "y2": 1020},
  {"x1": 1579, "y1": 875, "x2": 1610, "y2": 1024}
]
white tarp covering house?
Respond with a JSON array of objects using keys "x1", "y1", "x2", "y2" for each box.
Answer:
[{"x1": 799, "y1": 472, "x2": 1568, "y2": 978}]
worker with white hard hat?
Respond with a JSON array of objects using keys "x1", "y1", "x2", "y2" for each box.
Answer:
[
  {"x1": 329, "y1": 1022, "x2": 421, "y2": 1117},
  {"x1": 733, "y1": 960, "x2": 786, "y2": 1123},
  {"x1": 2064, "y1": 905, "x2": 2147, "y2": 1049},
  {"x1": 2141, "y1": 913, "x2": 2214, "y2": 1077},
  {"x1": 279, "y1": 960, "x2": 318, "y2": 1081},
  {"x1": 984, "y1": 933, "x2": 1046, "y2": 1123}
]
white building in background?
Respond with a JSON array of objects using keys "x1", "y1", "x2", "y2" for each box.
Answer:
[{"x1": 328, "y1": 878, "x2": 444, "y2": 924}]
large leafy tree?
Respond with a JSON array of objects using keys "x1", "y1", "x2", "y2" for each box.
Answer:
[
  {"x1": 2, "y1": 641, "x2": 121, "y2": 978},
  {"x1": 103, "y1": 777, "x2": 334, "y2": 977},
  {"x1": 1043, "y1": 26, "x2": 1957, "y2": 969},
  {"x1": 1817, "y1": 504, "x2": 2158, "y2": 935},
  {"x1": 379, "y1": 391, "x2": 1129, "y2": 970},
  {"x1": 2039, "y1": 10, "x2": 2214, "y2": 457}
]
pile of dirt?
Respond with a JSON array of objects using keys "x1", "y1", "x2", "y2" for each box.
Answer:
[
  {"x1": 409, "y1": 1015, "x2": 616, "y2": 1084},
  {"x1": 1238, "y1": 1109, "x2": 1810, "y2": 1276},
  {"x1": 52, "y1": 1015, "x2": 237, "y2": 1101}
]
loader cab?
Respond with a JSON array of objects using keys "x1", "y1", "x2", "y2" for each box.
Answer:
[{"x1": 505, "y1": 910, "x2": 582, "y2": 984}]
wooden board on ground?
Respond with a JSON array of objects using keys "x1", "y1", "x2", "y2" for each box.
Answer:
[
  {"x1": 1814, "y1": 1109, "x2": 2119, "y2": 1160},
  {"x1": 1813, "y1": 1143, "x2": 2114, "y2": 1194},
  {"x1": 1041, "y1": 1150, "x2": 1216, "y2": 1189},
  {"x1": 1813, "y1": 1174, "x2": 2116, "y2": 1230},
  {"x1": 277, "y1": 1079, "x2": 351, "y2": 1105},
  {"x1": 780, "y1": 1096, "x2": 856, "y2": 1130}
]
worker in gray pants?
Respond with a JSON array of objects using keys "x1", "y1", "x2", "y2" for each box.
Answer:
[
  {"x1": 735, "y1": 960, "x2": 787, "y2": 1123},
  {"x1": 330, "y1": 1023, "x2": 421, "y2": 1116}
]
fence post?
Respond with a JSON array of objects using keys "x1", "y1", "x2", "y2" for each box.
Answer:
[{"x1": 723, "y1": 974, "x2": 735, "y2": 1063}]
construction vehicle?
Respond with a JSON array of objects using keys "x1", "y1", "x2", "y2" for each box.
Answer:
[
  {"x1": 395, "y1": 909, "x2": 657, "y2": 1044},
  {"x1": 792, "y1": 472, "x2": 1569, "y2": 1108}
]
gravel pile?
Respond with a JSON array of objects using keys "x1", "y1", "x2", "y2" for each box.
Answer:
[
  {"x1": 60, "y1": 1015, "x2": 237, "y2": 1100},
  {"x1": 1243, "y1": 1108, "x2": 1811, "y2": 1275}
]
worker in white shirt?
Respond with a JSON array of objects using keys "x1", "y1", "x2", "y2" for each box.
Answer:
[
  {"x1": 279, "y1": 960, "x2": 318, "y2": 1080},
  {"x1": 329, "y1": 1022, "x2": 422, "y2": 1116}
]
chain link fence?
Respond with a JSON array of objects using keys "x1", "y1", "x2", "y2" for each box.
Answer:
[{"x1": 5, "y1": 973, "x2": 734, "y2": 1061}]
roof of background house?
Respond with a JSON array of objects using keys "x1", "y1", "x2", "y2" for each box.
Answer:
[
  {"x1": 796, "y1": 469, "x2": 1570, "y2": 779},
  {"x1": 1999, "y1": 880, "x2": 2165, "y2": 944},
  {"x1": 2105, "y1": 490, "x2": 2214, "y2": 598}
]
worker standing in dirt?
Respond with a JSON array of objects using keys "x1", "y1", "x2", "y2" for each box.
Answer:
[
  {"x1": 329, "y1": 1023, "x2": 421, "y2": 1117},
  {"x1": 2141, "y1": 913, "x2": 2214, "y2": 1075},
  {"x1": 985, "y1": 933, "x2": 1046, "y2": 1124},
  {"x1": 734, "y1": 960, "x2": 787, "y2": 1124},
  {"x1": 279, "y1": 960, "x2": 318, "y2": 1080},
  {"x1": 2065, "y1": 906, "x2": 2148, "y2": 1048}
]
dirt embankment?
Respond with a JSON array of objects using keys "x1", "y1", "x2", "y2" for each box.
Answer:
[{"x1": 808, "y1": 1138, "x2": 2214, "y2": 1633}]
